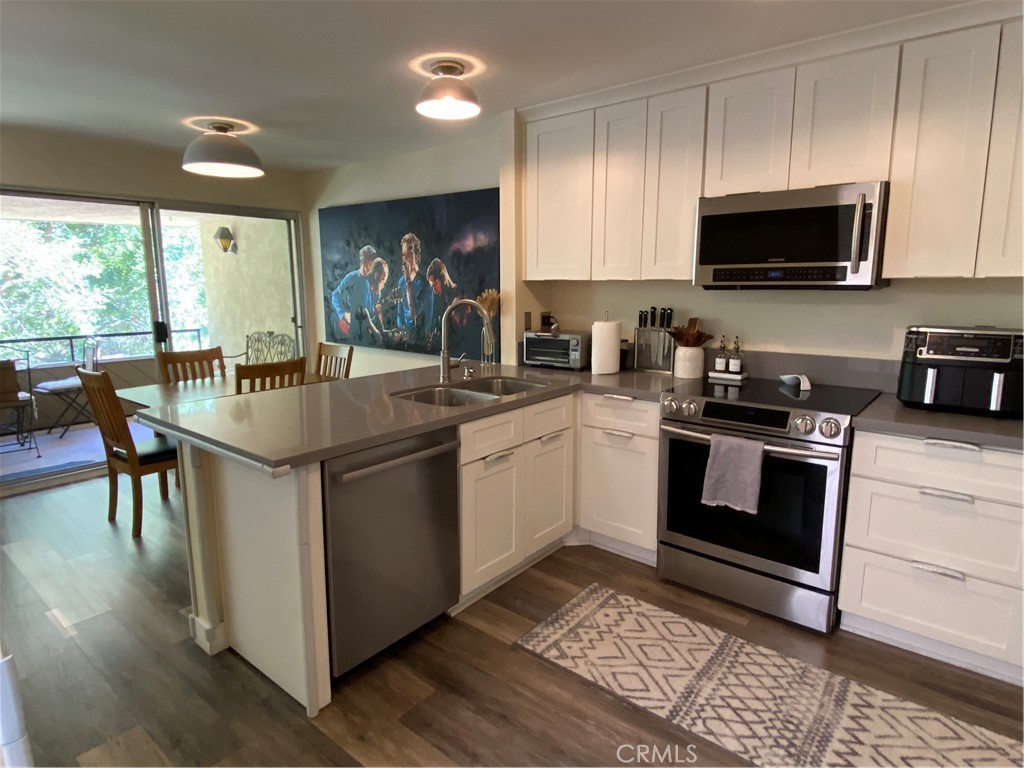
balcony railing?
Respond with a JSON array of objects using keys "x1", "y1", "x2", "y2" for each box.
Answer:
[{"x1": 0, "y1": 329, "x2": 204, "y2": 366}]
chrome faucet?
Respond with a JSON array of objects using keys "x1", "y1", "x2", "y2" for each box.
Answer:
[{"x1": 440, "y1": 298, "x2": 495, "y2": 383}]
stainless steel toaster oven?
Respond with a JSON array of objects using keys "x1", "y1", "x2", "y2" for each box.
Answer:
[{"x1": 522, "y1": 331, "x2": 590, "y2": 370}]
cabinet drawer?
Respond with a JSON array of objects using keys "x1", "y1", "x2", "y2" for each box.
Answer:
[
  {"x1": 523, "y1": 395, "x2": 575, "y2": 443},
  {"x1": 839, "y1": 547, "x2": 1022, "y2": 664},
  {"x1": 846, "y1": 478, "x2": 1023, "y2": 587},
  {"x1": 580, "y1": 393, "x2": 660, "y2": 437},
  {"x1": 459, "y1": 410, "x2": 524, "y2": 465},
  {"x1": 852, "y1": 431, "x2": 1023, "y2": 505}
]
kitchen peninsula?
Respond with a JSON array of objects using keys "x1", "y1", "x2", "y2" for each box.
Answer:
[{"x1": 134, "y1": 360, "x2": 1022, "y2": 716}]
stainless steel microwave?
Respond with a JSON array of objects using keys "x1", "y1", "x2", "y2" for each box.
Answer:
[
  {"x1": 694, "y1": 181, "x2": 889, "y2": 289},
  {"x1": 522, "y1": 330, "x2": 590, "y2": 370}
]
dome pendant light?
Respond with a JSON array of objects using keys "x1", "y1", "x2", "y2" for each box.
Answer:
[
  {"x1": 182, "y1": 121, "x2": 265, "y2": 179},
  {"x1": 415, "y1": 60, "x2": 481, "y2": 121}
]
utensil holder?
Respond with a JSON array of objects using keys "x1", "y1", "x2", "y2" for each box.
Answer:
[
  {"x1": 673, "y1": 346, "x2": 704, "y2": 379},
  {"x1": 633, "y1": 328, "x2": 673, "y2": 372}
]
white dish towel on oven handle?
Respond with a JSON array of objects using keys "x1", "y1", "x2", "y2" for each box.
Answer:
[{"x1": 700, "y1": 434, "x2": 765, "y2": 514}]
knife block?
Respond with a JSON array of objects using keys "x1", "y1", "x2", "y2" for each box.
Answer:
[{"x1": 634, "y1": 328, "x2": 673, "y2": 372}]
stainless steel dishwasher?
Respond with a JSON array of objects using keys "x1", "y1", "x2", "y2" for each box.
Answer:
[{"x1": 322, "y1": 427, "x2": 460, "y2": 677}]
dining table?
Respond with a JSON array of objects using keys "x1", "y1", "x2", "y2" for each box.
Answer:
[{"x1": 117, "y1": 371, "x2": 335, "y2": 410}]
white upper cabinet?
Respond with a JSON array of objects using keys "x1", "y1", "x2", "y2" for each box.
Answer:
[
  {"x1": 640, "y1": 87, "x2": 707, "y2": 280},
  {"x1": 883, "y1": 25, "x2": 1001, "y2": 278},
  {"x1": 789, "y1": 46, "x2": 899, "y2": 188},
  {"x1": 977, "y1": 20, "x2": 1023, "y2": 278},
  {"x1": 592, "y1": 100, "x2": 648, "y2": 280},
  {"x1": 525, "y1": 112, "x2": 595, "y2": 280},
  {"x1": 705, "y1": 68, "x2": 795, "y2": 196}
]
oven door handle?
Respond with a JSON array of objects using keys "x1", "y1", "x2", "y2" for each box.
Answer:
[{"x1": 659, "y1": 424, "x2": 841, "y2": 462}]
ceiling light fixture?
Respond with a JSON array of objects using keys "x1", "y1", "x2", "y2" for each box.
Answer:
[
  {"x1": 213, "y1": 226, "x2": 238, "y2": 254},
  {"x1": 415, "y1": 60, "x2": 481, "y2": 121},
  {"x1": 182, "y1": 121, "x2": 265, "y2": 179}
]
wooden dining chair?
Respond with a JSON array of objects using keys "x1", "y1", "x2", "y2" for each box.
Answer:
[
  {"x1": 315, "y1": 342, "x2": 354, "y2": 380},
  {"x1": 235, "y1": 357, "x2": 307, "y2": 394},
  {"x1": 156, "y1": 346, "x2": 226, "y2": 384},
  {"x1": 76, "y1": 368, "x2": 178, "y2": 538}
]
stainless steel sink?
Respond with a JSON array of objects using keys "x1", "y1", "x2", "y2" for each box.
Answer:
[
  {"x1": 391, "y1": 385, "x2": 500, "y2": 407},
  {"x1": 451, "y1": 376, "x2": 548, "y2": 396}
]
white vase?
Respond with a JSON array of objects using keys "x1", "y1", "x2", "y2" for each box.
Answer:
[{"x1": 673, "y1": 346, "x2": 704, "y2": 379}]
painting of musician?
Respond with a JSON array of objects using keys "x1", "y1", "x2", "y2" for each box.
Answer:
[{"x1": 318, "y1": 188, "x2": 500, "y2": 359}]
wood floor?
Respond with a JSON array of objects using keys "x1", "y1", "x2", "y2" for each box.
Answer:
[{"x1": 1, "y1": 477, "x2": 1021, "y2": 767}]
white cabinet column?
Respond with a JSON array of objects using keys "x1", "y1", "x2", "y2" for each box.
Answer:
[
  {"x1": 592, "y1": 100, "x2": 647, "y2": 280},
  {"x1": 977, "y1": 20, "x2": 1023, "y2": 278},
  {"x1": 883, "y1": 25, "x2": 1000, "y2": 278}
]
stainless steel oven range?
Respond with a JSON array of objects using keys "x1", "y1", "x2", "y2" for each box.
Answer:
[{"x1": 658, "y1": 380, "x2": 880, "y2": 633}]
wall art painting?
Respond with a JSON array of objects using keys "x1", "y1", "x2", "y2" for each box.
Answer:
[{"x1": 318, "y1": 188, "x2": 500, "y2": 360}]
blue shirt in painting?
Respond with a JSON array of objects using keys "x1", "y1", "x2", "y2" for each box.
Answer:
[{"x1": 396, "y1": 271, "x2": 433, "y2": 344}]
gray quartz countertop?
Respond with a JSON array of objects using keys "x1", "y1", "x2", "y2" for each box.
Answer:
[
  {"x1": 134, "y1": 364, "x2": 676, "y2": 470},
  {"x1": 854, "y1": 394, "x2": 1023, "y2": 451}
]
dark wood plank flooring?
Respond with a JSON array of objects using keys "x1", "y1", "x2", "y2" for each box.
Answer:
[{"x1": 1, "y1": 476, "x2": 1020, "y2": 766}]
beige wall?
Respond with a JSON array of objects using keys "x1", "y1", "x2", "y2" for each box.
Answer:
[
  {"x1": 0, "y1": 125, "x2": 305, "y2": 211},
  {"x1": 199, "y1": 217, "x2": 296, "y2": 361},
  {"x1": 528, "y1": 278, "x2": 1024, "y2": 360},
  {"x1": 302, "y1": 123, "x2": 502, "y2": 376}
]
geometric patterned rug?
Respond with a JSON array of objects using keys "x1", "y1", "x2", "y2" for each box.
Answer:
[{"x1": 518, "y1": 584, "x2": 1023, "y2": 767}]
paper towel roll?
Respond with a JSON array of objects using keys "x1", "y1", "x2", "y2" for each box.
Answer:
[{"x1": 591, "y1": 320, "x2": 621, "y2": 374}]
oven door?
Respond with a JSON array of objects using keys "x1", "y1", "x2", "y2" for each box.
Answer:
[{"x1": 658, "y1": 422, "x2": 846, "y2": 591}]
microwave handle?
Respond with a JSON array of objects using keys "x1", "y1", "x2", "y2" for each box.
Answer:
[{"x1": 849, "y1": 192, "x2": 865, "y2": 275}]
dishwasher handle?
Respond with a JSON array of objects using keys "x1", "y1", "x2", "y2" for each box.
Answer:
[{"x1": 337, "y1": 440, "x2": 460, "y2": 484}]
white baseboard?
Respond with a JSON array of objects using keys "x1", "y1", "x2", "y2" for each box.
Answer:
[
  {"x1": 841, "y1": 612, "x2": 1024, "y2": 686},
  {"x1": 189, "y1": 612, "x2": 228, "y2": 655},
  {"x1": 562, "y1": 528, "x2": 657, "y2": 567}
]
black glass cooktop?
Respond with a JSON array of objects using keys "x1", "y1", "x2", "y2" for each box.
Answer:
[{"x1": 667, "y1": 378, "x2": 881, "y2": 416}]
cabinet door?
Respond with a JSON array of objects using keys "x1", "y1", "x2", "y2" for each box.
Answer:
[
  {"x1": 883, "y1": 26, "x2": 1000, "y2": 278},
  {"x1": 578, "y1": 426, "x2": 658, "y2": 550},
  {"x1": 592, "y1": 100, "x2": 647, "y2": 280},
  {"x1": 525, "y1": 112, "x2": 595, "y2": 280},
  {"x1": 460, "y1": 447, "x2": 525, "y2": 595},
  {"x1": 640, "y1": 86, "x2": 707, "y2": 280},
  {"x1": 523, "y1": 429, "x2": 575, "y2": 556},
  {"x1": 977, "y1": 20, "x2": 1023, "y2": 278},
  {"x1": 789, "y1": 46, "x2": 899, "y2": 188},
  {"x1": 705, "y1": 68, "x2": 795, "y2": 196}
]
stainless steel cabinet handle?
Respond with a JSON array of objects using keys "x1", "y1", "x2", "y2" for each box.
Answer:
[
  {"x1": 603, "y1": 393, "x2": 635, "y2": 402},
  {"x1": 539, "y1": 431, "x2": 564, "y2": 444},
  {"x1": 911, "y1": 561, "x2": 966, "y2": 582},
  {"x1": 484, "y1": 449, "x2": 515, "y2": 463},
  {"x1": 923, "y1": 438, "x2": 982, "y2": 452},
  {"x1": 659, "y1": 424, "x2": 840, "y2": 461},
  {"x1": 602, "y1": 429, "x2": 634, "y2": 440},
  {"x1": 919, "y1": 487, "x2": 976, "y2": 505},
  {"x1": 339, "y1": 441, "x2": 460, "y2": 483},
  {"x1": 849, "y1": 192, "x2": 865, "y2": 275}
]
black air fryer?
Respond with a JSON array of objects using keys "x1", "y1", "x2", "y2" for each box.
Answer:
[{"x1": 897, "y1": 326, "x2": 1023, "y2": 418}]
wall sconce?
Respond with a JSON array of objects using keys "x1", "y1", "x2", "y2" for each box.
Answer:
[{"x1": 213, "y1": 226, "x2": 238, "y2": 254}]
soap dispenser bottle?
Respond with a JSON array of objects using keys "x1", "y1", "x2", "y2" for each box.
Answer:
[
  {"x1": 714, "y1": 336, "x2": 728, "y2": 372},
  {"x1": 728, "y1": 336, "x2": 744, "y2": 374}
]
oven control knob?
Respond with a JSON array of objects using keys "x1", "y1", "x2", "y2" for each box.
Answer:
[
  {"x1": 819, "y1": 418, "x2": 842, "y2": 440},
  {"x1": 680, "y1": 400, "x2": 698, "y2": 417},
  {"x1": 662, "y1": 396, "x2": 680, "y2": 415},
  {"x1": 793, "y1": 415, "x2": 816, "y2": 434}
]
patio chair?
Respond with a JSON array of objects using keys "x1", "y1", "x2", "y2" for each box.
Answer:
[
  {"x1": 314, "y1": 342, "x2": 354, "y2": 380},
  {"x1": 0, "y1": 345, "x2": 40, "y2": 459},
  {"x1": 235, "y1": 357, "x2": 306, "y2": 394},
  {"x1": 156, "y1": 346, "x2": 227, "y2": 384},
  {"x1": 76, "y1": 367, "x2": 177, "y2": 537},
  {"x1": 244, "y1": 331, "x2": 296, "y2": 364}
]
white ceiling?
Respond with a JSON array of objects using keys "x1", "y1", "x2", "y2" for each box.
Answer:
[{"x1": 1, "y1": 0, "x2": 967, "y2": 172}]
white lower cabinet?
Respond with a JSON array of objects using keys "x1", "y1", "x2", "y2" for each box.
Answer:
[
  {"x1": 578, "y1": 425, "x2": 658, "y2": 550},
  {"x1": 460, "y1": 447, "x2": 526, "y2": 595},
  {"x1": 459, "y1": 396, "x2": 575, "y2": 596},
  {"x1": 840, "y1": 430, "x2": 1023, "y2": 674}
]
